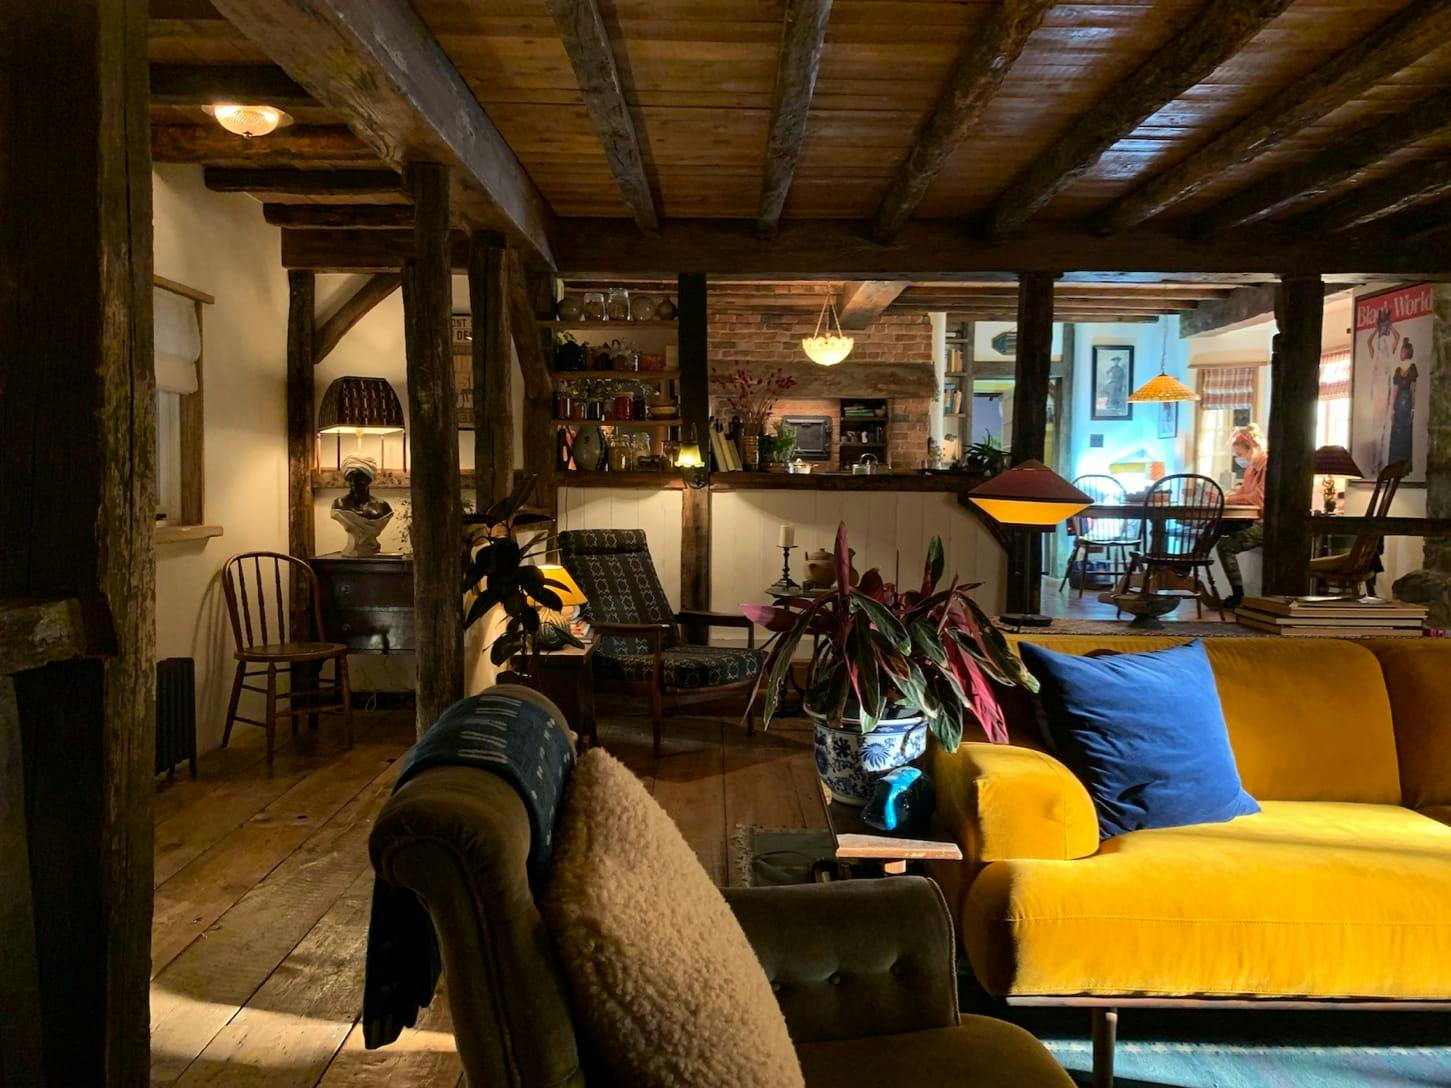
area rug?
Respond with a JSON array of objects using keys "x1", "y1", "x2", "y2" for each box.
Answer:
[{"x1": 734, "y1": 829, "x2": 1451, "y2": 1087}]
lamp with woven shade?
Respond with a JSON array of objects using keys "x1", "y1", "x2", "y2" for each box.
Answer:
[
  {"x1": 968, "y1": 459, "x2": 1093, "y2": 527},
  {"x1": 1128, "y1": 319, "x2": 1198, "y2": 403},
  {"x1": 318, "y1": 376, "x2": 407, "y2": 472},
  {"x1": 1313, "y1": 445, "x2": 1363, "y2": 513}
]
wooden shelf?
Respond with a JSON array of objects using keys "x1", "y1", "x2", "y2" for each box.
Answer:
[
  {"x1": 539, "y1": 319, "x2": 678, "y2": 331},
  {"x1": 841, "y1": 413, "x2": 887, "y2": 423},
  {"x1": 550, "y1": 369, "x2": 679, "y2": 383},
  {"x1": 552, "y1": 418, "x2": 680, "y2": 429},
  {"x1": 839, "y1": 442, "x2": 887, "y2": 449},
  {"x1": 154, "y1": 523, "x2": 224, "y2": 545}
]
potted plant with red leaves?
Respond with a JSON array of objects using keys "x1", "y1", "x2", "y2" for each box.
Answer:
[{"x1": 743, "y1": 522, "x2": 1036, "y2": 805}]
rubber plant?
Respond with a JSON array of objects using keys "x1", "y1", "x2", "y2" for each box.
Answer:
[
  {"x1": 461, "y1": 475, "x2": 582, "y2": 665},
  {"x1": 742, "y1": 522, "x2": 1037, "y2": 751}
]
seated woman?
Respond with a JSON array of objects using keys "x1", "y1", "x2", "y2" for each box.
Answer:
[{"x1": 1216, "y1": 424, "x2": 1267, "y2": 611}]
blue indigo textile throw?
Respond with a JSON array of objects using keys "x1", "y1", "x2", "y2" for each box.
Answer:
[
  {"x1": 363, "y1": 688, "x2": 575, "y2": 1048},
  {"x1": 1019, "y1": 640, "x2": 1258, "y2": 839}
]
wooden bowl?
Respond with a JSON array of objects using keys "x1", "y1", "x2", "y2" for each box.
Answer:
[{"x1": 1110, "y1": 592, "x2": 1181, "y2": 630}]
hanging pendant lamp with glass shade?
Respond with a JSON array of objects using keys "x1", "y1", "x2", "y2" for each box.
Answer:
[
  {"x1": 801, "y1": 294, "x2": 854, "y2": 366},
  {"x1": 1127, "y1": 317, "x2": 1198, "y2": 403}
]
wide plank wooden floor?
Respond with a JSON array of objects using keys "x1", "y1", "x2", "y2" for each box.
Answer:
[{"x1": 150, "y1": 700, "x2": 824, "y2": 1086}]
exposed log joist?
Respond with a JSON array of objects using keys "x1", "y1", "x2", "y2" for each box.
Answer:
[
  {"x1": 1298, "y1": 158, "x2": 1451, "y2": 234},
  {"x1": 1177, "y1": 281, "x2": 1344, "y2": 338},
  {"x1": 1096, "y1": 0, "x2": 1451, "y2": 233},
  {"x1": 1194, "y1": 89, "x2": 1451, "y2": 236},
  {"x1": 204, "y1": 166, "x2": 403, "y2": 198},
  {"x1": 871, "y1": 0, "x2": 1051, "y2": 242},
  {"x1": 986, "y1": 0, "x2": 1292, "y2": 239},
  {"x1": 544, "y1": 0, "x2": 658, "y2": 233},
  {"x1": 263, "y1": 203, "x2": 413, "y2": 229},
  {"x1": 756, "y1": 0, "x2": 833, "y2": 236},
  {"x1": 836, "y1": 280, "x2": 908, "y2": 328},
  {"x1": 313, "y1": 272, "x2": 401, "y2": 364},
  {"x1": 151, "y1": 125, "x2": 378, "y2": 166},
  {"x1": 281, "y1": 218, "x2": 1451, "y2": 279},
  {"x1": 208, "y1": 0, "x2": 556, "y2": 267},
  {"x1": 148, "y1": 63, "x2": 315, "y2": 108}
]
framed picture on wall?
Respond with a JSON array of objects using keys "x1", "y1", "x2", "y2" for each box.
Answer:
[
  {"x1": 1157, "y1": 401, "x2": 1178, "y2": 439},
  {"x1": 1351, "y1": 282, "x2": 1433, "y2": 484},
  {"x1": 1091, "y1": 345, "x2": 1134, "y2": 420}
]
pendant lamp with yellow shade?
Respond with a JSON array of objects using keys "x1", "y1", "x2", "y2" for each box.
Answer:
[{"x1": 1128, "y1": 317, "x2": 1198, "y2": 403}]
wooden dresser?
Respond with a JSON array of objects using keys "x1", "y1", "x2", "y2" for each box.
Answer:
[{"x1": 311, "y1": 554, "x2": 415, "y2": 654}]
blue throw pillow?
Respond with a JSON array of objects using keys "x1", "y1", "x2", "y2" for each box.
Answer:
[{"x1": 1019, "y1": 640, "x2": 1259, "y2": 839}]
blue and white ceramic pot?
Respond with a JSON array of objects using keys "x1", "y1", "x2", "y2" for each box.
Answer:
[{"x1": 810, "y1": 708, "x2": 928, "y2": 807}]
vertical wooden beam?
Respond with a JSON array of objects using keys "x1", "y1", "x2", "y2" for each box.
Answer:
[
  {"x1": 1009, "y1": 272, "x2": 1056, "y2": 613},
  {"x1": 1056, "y1": 322, "x2": 1076, "y2": 479},
  {"x1": 180, "y1": 302, "x2": 208, "y2": 524},
  {"x1": 286, "y1": 270, "x2": 316, "y2": 616},
  {"x1": 469, "y1": 230, "x2": 511, "y2": 507},
  {"x1": 511, "y1": 255, "x2": 559, "y2": 511},
  {"x1": 678, "y1": 273, "x2": 711, "y2": 642},
  {"x1": 0, "y1": 0, "x2": 155, "y2": 1082},
  {"x1": 286, "y1": 271, "x2": 317, "y2": 713},
  {"x1": 1263, "y1": 274, "x2": 1324, "y2": 596},
  {"x1": 0, "y1": 677, "x2": 43, "y2": 1087},
  {"x1": 403, "y1": 163, "x2": 464, "y2": 735},
  {"x1": 1426, "y1": 285, "x2": 1451, "y2": 572}
]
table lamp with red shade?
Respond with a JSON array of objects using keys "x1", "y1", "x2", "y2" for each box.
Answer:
[{"x1": 1313, "y1": 445, "x2": 1363, "y2": 514}]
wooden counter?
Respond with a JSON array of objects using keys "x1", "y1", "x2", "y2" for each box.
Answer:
[{"x1": 559, "y1": 470, "x2": 982, "y2": 492}]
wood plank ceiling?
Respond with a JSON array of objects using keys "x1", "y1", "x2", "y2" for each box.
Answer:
[{"x1": 148, "y1": 0, "x2": 1451, "y2": 285}]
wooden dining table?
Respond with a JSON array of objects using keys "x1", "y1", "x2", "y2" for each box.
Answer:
[{"x1": 1083, "y1": 503, "x2": 1261, "y2": 523}]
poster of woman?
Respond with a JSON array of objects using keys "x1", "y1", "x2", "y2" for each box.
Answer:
[{"x1": 1351, "y1": 283, "x2": 1433, "y2": 483}]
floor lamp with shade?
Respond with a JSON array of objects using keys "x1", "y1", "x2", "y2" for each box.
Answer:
[{"x1": 967, "y1": 460, "x2": 1092, "y2": 622}]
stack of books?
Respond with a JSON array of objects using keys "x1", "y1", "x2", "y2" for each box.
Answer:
[{"x1": 1235, "y1": 596, "x2": 1426, "y2": 638}]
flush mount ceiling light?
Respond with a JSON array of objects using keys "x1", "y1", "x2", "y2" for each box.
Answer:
[
  {"x1": 801, "y1": 294, "x2": 854, "y2": 367},
  {"x1": 203, "y1": 103, "x2": 293, "y2": 139}
]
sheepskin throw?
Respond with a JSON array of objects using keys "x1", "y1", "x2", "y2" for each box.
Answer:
[{"x1": 545, "y1": 748, "x2": 804, "y2": 1088}]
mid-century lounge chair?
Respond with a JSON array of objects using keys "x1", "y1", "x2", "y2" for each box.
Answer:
[{"x1": 557, "y1": 529, "x2": 761, "y2": 756}]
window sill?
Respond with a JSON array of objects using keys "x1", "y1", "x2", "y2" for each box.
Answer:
[{"x1": 155, "y1": 523, "x2": 224, "y2": 545}]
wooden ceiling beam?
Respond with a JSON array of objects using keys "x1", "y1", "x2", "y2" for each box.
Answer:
[
  {"x1": 148, "y1": 63, "x2": 315, "y2": 108},
  {"x1": 985, "y1": 0, "x2": 1292, "y2": 239},
  {"x1": 151, "y1": 125, "x2": 378, "y2": 166},
  {"x1": 207, "y1": 0, "x2": 556, "y2": 267},
  {"x1": 870, "y1": 0, "x2": 1051, "y2": 242},
  {"x1": 204, "y1": 166, "x2": 405, "y2": 198},
  {"x1": 284, "y1": 218, "x2": 1449, "y2": 280},
  {"x1": 544, "y1": 0, "x2": 658, "y2": 233},
  {"x1": 756, "y1": 0, "x2": 833, "y2": 237},
  {"x1": 263, "y1": 203, "x2": 414, "y2": 229},
  {"x1": 1096, "y1": 0, "x2": 1451, "y2": 233},
  {"x1": 1297, "y1": 158, "x2": 1451, "y2": 234},
  {"x1": 313, "y1": 272, "x2": 401, "y2": 364},
  {"x1": 1194, "y1": 90, "x2": 1451, "y2": 237},
  {"x1": 836, "y1": 280, "x2": 909, "y2": 328}
]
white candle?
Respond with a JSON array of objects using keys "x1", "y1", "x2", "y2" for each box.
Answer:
[{"x1": 779, "y1": 523, "x2": 795, "y2": 548}]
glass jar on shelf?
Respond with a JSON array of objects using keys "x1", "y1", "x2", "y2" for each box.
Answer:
[
  {"x1": 631, "y1": 432, "x2": 654, "y2": 467},
  {"x1": 605, "y1": 287, "x2": 631, "y2": 322},
  {"x1": 607, "y1": 433, "x2": 632, "y2": 472},
  {"x1": 581, "y1": 291, "x2": 606, "y2": 322}
]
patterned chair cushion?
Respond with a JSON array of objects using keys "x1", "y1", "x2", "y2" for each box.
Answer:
[
  {"x1": 558, "y1": 529, "x2": 681, "y2": 657},
  {"x1": 594, "y1": 645, "x2": 764, "y2": 691}
]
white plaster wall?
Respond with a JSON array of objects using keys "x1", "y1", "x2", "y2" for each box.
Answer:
[
  {"x1": 557, "y1": 487, "x2": 686, "y2": 613},
  {"x1": 152, "y1": 165, "x2": 290, "y2": 751}
]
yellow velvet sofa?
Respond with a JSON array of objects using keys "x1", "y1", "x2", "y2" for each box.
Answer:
[{"x1": 926, "y1": 636, "x2": 1451, "y2": 1085}]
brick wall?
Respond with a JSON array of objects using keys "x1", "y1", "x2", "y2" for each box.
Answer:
[{"x1": 709, "y1": 310, "x2": 934, "y2": 469}]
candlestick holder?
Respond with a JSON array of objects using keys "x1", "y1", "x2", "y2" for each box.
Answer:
[{"x1": 767, "y1": 544, "x2": 800, "y2": 595}]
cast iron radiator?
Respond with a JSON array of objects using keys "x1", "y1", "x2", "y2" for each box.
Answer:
[{"x1": 156, "y1": 656, "x2": 198, "y2": 779}]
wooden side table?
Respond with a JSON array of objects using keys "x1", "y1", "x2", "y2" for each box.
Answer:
[
  {"x1": 816, "y1": 779, "x2": 962, "y2": 876},
  {"x1": 502, "y1": 641, "x2": 597, "y2": 746}
]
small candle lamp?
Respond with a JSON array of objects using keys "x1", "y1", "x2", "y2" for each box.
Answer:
[{"x1": 769, "y1": 523, "x2": 799, "y2": 594}]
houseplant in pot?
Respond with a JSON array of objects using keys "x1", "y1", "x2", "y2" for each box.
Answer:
[{"x1": 743, "y1": 523, "x2": 1035, "y2": 805}]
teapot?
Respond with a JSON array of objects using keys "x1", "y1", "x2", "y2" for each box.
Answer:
[
  {"x1": 803, "y1": 547, "x2": 859, "y2": 589},
  {"x1": 851, "y1": 453, "x2": 880, "y2": 476}
]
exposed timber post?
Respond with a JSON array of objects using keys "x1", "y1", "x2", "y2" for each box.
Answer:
[
  {"x1": 679, "y1": 272, "x2": 711, "y2": 643},
  {"x1": 469, "y1": 230, "x2": 512, "y2": 507},
  {"x1": 402, "y1": 162, "x2": 464, "y2": 735},
  {"x1": 286, "y1": 271, "x2": 318, "y2": 716},
  {"x1": 0, "y1": 0, "x2": 156, "y2": 1082},
  {"x1": 1009, "y1": 271, "x2": 1057, "y2": 613},
  {"x1": 1263, "y1": 274, "x2": 1324, "y2": 595}
]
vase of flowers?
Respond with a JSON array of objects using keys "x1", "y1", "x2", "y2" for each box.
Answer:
[
  {"x1": 712, "y1": 366, "x2": 796, "y2": 470},
  {"x1": 743, "y1": 523, "x2": 1035, "y2": 805}
]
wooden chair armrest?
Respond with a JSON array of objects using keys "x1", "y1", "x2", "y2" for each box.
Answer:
[{"x1": 675, "y1": 610, "x2": 757, "y2": 649}]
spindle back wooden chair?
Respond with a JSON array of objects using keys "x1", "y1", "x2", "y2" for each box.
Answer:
[
  {"x1": 1060, "y1": 474, "x2": 1143, "y2": 597},
  {"x1": 1309, "y1": 459, "x2": 1409, "y2": 596},
  {"x1": 221, "y1": 552, "x2": 352, "y2": 762},
  {"x1": 1123, "y1": 474, "x2": 1227, "y2": 619}
]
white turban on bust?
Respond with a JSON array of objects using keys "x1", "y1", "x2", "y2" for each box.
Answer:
[{"x1": 340, "y1": 454, "x2": 378, "y2": 481}]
